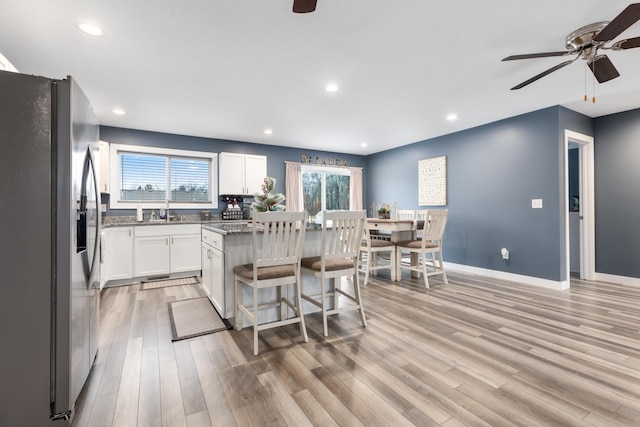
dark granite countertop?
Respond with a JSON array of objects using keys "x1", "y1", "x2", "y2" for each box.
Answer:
[
  {"x1": 101, "y1": 214, "x2": 239, "y2": 228},
  {"x1": 103, "y1": 215, "x2": 323, "y2": 235},
  {"x1": 203, "y1": 221, "x2": 324, "y2": 236}
]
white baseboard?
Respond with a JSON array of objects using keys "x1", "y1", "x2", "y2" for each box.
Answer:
[
  {"x1": 593, "y1": 272, "x2": 640, "y2": 287},
  {"x1": 444, "y1": 262, "x2": 569, "y2": 290}
]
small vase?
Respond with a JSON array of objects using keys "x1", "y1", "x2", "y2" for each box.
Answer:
[{"x1": 378, "y1": 212, "x2": 390, "y2": 219}]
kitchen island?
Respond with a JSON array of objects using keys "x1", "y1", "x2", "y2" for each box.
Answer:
[{"x1": 202, "y1": 222, "x2": 326, "y2": 324}]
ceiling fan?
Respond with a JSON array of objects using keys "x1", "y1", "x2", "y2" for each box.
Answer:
[
  {"x1": 503, "y1": 3, "x2": 640, "y2": 90},
  {"x1": 293, "y1": 0, "x2": 317, "y2": 13}
]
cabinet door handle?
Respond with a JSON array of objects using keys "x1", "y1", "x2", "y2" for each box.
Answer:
[
  {"x1": 166, "y1": 237, "x2": 169, "y2": 245},
  {"x1": 128, "y1": 229, "x2": 131, "y2": 237}
]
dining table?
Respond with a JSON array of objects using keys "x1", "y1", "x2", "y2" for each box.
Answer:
[
  {"x1": 366, "y1": 218, "x2": 417, "y2": 280},
  {"x1": 366, "y1": 218, "x2": 415, "y2": 242}
]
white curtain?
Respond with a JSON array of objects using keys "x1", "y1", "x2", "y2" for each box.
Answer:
[
  {"x1": 285, "y1": 161, "x2": 302, "y2": 212},
  {"x1": 350, "y1": 167, "x2": 363, "y2": 211}
]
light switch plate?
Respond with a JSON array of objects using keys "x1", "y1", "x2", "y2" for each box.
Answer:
[{"x1": 531, "y1": 199, "x2": 543, "y2": 209}]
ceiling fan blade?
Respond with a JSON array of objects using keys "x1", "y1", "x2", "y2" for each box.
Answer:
[
  {"x1": 293, "y1": 0, "x2": 317, "y2": 13},
  {"x1": 613, "y1": 36, "x2": 640, "y2": 50},
  {"x1": 593, "y1": 3, "x2": 640, "y2": 42},
  {"x1": 587, "y1": 55, "x2": 620, "y2": 83},
  {"x1": 502, "y1": 51, "x2": 573, "y2": 61},
  {"x1": 510, "y1": 60, "x2": 574, "y2": 90}
]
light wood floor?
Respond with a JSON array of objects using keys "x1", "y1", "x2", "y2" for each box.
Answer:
[{"x1": 73, "y1": 272, "x2": 640, "y2": 426}]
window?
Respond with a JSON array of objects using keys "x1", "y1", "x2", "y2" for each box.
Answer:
[
  {"x1": 302, "y1": 165, "x2": 350, "y2": 218},
  {"x1": 109, "y1": 144, "x2": 218, "y2": 209}
]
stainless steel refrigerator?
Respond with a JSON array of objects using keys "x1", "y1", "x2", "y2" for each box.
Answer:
[{"x1": 0, "y1": 70, "x2": 101, "y2": 426}]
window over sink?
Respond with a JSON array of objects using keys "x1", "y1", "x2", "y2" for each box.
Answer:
[{"x1": 109, "y1": 143, "x2": 218, "y2": 209}]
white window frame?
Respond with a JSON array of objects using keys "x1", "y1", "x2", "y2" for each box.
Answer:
[
  {"x1": 109, "y1": 143, "x2": 218, "y2": 209},
  {"x1": 301, "y1": 165, "x2": 351, "y2": 212}
]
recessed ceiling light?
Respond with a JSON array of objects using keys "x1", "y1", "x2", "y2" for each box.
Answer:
[
  {"x1": 112, "y1": 107, "x2": 126, "y2": 115},
  {"x1": 360, "y1": 142, "x2": 368, "y2": 147},
  {"x1": 76, "y1": 22, "x2": 103, "y2": 37},
  {"x1": 446, "y1": 113, "x2": 458, "y2": 121},
  {"x1": 325, "y1": 83, "x2": 339, "y2": 92},
  {"x1": 264, "y1": 128, "x2": 273, "y2": 135}
]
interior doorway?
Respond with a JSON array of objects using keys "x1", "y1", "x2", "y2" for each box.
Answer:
[{"x1": 564, "y1": 130, "x2": 595, "y2": 284}]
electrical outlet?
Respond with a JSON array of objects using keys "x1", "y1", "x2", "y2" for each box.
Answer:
[
  {"x1": 531, "y1": 199, "x2": 543, "y2": 209},
  {"x1": 501, "y1": 248, "x2": 509, "y2": 260}
]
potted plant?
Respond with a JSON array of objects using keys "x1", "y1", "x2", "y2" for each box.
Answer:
[
  {"x1": 251, "y1": 177, "x2": 286, "y2": 212},
  {"x1": 377, "y1": 203, "x2": 391, "y2": 219}
]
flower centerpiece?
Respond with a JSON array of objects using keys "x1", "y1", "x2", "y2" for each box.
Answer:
[
  {"x1": 377, "y1": 203, "x2": 391, "y2": 219},
  {"x1": 251, "y1": 177, "x2": 286, "y2": 212}
]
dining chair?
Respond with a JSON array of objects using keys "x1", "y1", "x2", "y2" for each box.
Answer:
[
  {"x1": 359, "y1": 222, "x2": 396, "y2": 285},
  {"x1": 415, "y1": 209, "x2": 429, "y2": 238},
  {"x1": 395, "y1": 209, "x2": 448, "y2": 288},
  {"x1": 395, "y1": 209, "x2": 416, "y2": 220},
  {"x1": 300, "y1": 210, "x2": 367, "y2": 337},
  {"x1": 233, "y1": 211, "x2": 307, "y2": 355}
]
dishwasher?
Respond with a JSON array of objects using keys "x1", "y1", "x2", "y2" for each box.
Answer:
[{"x1": 201, "y1": 227, "x2": 225, "y2": 316}]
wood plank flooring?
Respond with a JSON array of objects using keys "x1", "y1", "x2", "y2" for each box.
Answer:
[{"x1": 73, "y1": 272, "x2": 640, "y2": 426}]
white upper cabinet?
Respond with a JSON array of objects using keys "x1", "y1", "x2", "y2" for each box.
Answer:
[{"x1": 218, "y1": 152, "x2": 267, "y2": 195}]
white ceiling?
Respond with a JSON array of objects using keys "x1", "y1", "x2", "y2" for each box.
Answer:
[{"x1": 2, "y1": 1, "x2": 640, "y2": 155}]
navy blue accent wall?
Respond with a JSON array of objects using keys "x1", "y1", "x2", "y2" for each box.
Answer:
[
  {"x1": 100, "y1": 126, "x2": 366, "y2": 216},
  {"x1": 367, "y1": 106, "x2": 591, "y2": 282},
  {"x1": 594, "y1": 108, "x2": 640, "y2": 279}
]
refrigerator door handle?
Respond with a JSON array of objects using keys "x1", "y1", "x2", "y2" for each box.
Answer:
[{"x1": 79, "y1": 146, "x2": 102, "y2": 288}]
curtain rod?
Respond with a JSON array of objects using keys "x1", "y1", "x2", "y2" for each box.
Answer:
[{"x1": 285, "y1": 160, "x2": 362, "y2": 171}]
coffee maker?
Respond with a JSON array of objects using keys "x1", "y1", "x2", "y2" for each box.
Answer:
[{"x1": 220, "y1": 195, "x2": 243, "y2": 220}]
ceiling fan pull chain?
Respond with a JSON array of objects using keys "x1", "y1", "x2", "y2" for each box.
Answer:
[
  {"x1": 584, "y1": 62, "x2": 588, "y2": 102},
  {"x1": 592, "y1": 61, "x2": 596, "y2": 103}
]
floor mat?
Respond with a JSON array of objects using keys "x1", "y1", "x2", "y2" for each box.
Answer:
[
  {"x1": 167, "y1": 297, "x2": 231, "y2": 341},
  {"x1": 140, "y1": 276, "x2": 199, "y2": 290}
]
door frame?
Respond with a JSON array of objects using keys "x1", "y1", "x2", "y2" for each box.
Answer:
[{"x1": 564, "y1": 130, "x2": 595, "y2": 283}]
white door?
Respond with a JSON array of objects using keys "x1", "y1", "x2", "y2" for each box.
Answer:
[{"x1": 564, "y1": 130, "x2": 595, "y2": 284}]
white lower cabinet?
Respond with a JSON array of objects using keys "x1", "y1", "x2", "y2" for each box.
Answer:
[
  {"x1": 210, "y1": 247, "x2": 224, "y2": 313},
  {"x1": 103, "y1": 223, "x2": 202, "y2": 285},
  {"x1": 170, "y1": 234, "x2": 202, "y2": 273},
  {"x1": 134, "y1": 235, "x2": 170, "y2": 277},
  {"x1": 99, "y1": 230, "x2": 108, "y2": 290},
  {"x1": 107, "y1": 226, "x2": 134, "y2": 281},
  {"x1": 134, "y1": 224, "x2": 202, "y2": 278},
  {"x1": 201, "y1": 227, "x2": 224, "y2": 315},
  {"x1": 201, "y1": 245, "x2": 212, "y2": 297}
]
